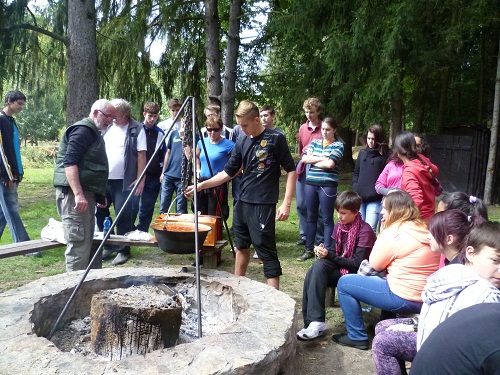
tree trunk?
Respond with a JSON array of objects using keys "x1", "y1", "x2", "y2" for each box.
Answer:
[
  {"x1": 221, "y1": 0, "x2": 244, "y2": 128},
  {"x1": 412, "y1": 77, "x2": 428, "y2": 134},
  {"x1": 389, "y1": 87, "x2": 403, "y2": 142},
  {"x1": 90, "y1": 286, "x2": 182, "y2": 360},
  {"x1": 477, "y1": 31, "x2": 485, "y2": 125},
  {"x1": 204, "y1": 0, "x2": 222, "y2": 105},
  {"x1": 483, "y1": 37, "x2": 500, "y2": 205},
  {"x1": 66, "y1": 0, "x2": 98, "y2": 126},
  {"x1": 435, "y1": 67, "x2": 450, "y2": 134},
  {"x1": 337, "y1": 99, "x2": 355, "y2": 170}
]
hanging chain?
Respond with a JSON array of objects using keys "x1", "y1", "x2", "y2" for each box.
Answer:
[{"x1": 180, "y1": 98, "x2": 193, "y2": 193}]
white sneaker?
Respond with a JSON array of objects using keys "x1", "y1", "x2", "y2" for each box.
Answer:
[{"x1": 297, "y1": 321, "x2": 327, "y2": 340}]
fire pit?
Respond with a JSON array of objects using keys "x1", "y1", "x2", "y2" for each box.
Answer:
[{"x1": 0, "y1": 268, "x2": 297, "y2": 374}]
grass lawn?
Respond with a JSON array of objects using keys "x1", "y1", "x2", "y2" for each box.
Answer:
[{"x1": 1, "y1": 166, "x2": 500, "y2": 331}]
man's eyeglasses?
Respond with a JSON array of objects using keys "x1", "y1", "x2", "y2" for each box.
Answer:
[
  {"x1": 206, "y1": 128, "x2": 221, "y2": 132},
  {"x1": 98, "y1": 110, "x2": 115, "y2": 120}
]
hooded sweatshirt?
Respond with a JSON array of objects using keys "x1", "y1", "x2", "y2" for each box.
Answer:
[
  {"x1": 352, "y1": 147, "x2": 388, "y2": 202},
  {"x1": 417, "y1": 264, "x2": 500, "y2": 349},
  {"x1": 402, "y1": 155, "x2": 439, "y2": 221},
  {"x1": 369, "y1": 221, "x2": 440, "y2": 302}
]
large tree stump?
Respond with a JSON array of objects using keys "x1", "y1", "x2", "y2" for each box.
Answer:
[{"x1": 90, "y1": 285, "x2": 182, "y2": 360}]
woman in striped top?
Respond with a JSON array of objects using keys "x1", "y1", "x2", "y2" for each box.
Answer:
[{"x1": 297, "y1": 117, "x2": 344, "y2": 261}]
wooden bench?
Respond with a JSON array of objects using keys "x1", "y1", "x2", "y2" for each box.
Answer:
[{"x1": 0, "y1": 236, "x2": 228, "y2": 270}]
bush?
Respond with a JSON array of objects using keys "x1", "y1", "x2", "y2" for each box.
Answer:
[{"x1": 21, "y1": 145, "x2": 58, "y2": 168}]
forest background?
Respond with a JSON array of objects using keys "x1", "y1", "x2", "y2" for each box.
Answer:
[{"x1": 1, "y1": 0, "x2": 500, "y2": 200}]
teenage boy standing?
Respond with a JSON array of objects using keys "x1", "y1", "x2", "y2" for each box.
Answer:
[
  {"x1": 136, "y1": 102, "x2": 164, "y2": 232},
  {"x1": 0, "y1": 90, "x2": 35, "y2": 255},
  {"x1": 186, "y1": 100, "x2": 296, "y2": 290},
  {"x1": 296, "y1": 98, "x2": 324, "y2": 248}
]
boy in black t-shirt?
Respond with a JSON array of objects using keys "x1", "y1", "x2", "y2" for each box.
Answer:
[{"x1": 186, "y1": 100, "x2": 296, "y2": 289}]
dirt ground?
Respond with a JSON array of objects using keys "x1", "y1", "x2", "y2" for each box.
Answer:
[{"x1": 292, "y1": 306, "x2": 377, "y2": 375}]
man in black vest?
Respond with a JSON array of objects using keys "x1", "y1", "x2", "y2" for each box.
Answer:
[
  {"x1": 53, "y1": 99, "x2": 116, "y2": 271},
  {"x1": 136, "y1": 101, "x2": 164, "y2": 232}
]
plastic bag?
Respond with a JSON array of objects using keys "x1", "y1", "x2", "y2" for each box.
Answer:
[
  {"x1": 124, "y1": 230, "x2": 154, "y2": 241},
  {"x1": 41, "y1": 217, "x2": 67, "y2": 244}
]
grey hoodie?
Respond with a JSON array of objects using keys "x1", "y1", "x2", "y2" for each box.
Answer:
[{"x1": 417, "y1": 264, "x2": 500, "y2": 349}]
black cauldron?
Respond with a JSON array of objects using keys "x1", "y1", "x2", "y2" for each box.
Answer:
[{"x1": 151, "y1": 222, "x2": 211, "y2": 254}]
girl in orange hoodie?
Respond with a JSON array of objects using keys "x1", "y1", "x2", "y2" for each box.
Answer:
[{"x1": 332, "y1": 191, "x2": 440, "y2": 350}]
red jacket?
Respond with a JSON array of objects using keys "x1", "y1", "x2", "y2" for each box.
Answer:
[{"x1": 402, "y1": 155, "x2": 439, "y2": 221}]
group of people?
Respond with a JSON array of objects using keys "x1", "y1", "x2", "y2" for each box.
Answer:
[
  {"x1": 52, "y1": 95, "x2": 295, "y2": 293},
  {"x1": 291, "y1": 98, "x2": 499, "y2": 373},
  {"x1": 3, "y1": 89, "x2": 500, "y2": 372}
]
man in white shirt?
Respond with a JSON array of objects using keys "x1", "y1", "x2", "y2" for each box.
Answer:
[
  {"x1": 157, "y1": 98, "x2": 182, "y2": 145},
  {"x1": 96, "y1": 98, "x2": 147, "y2": 265}
]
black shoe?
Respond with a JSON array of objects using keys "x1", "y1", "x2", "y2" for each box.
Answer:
[
  {"x1": 296, "y1": 250, "x2": 314, "y2": 262},
  {"x1": 295, "y1": 238, "x2": 306, "y2": 246},
  {"x1": 111, "y1": 253, "x2": 131, "y2": 266},
  {"x1": 191, "y1": 257, "x2": 203, "y2": 267},
  {"x1": 102, "y1": 248, "x2": 117, "y2": 260},
  {"x1": 331, "y1": 333, "x2": 369, "y2": 350}
]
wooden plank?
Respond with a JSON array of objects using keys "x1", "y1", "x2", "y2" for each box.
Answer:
[
  {"x1": 96, "y1": 235, "x2": 158, "y2": 248},
  {"x1": 0, "y1": 239, "x2": 64, "y2": 259},
  {"x1": 0, "y1": 237, "x2": 227, "y2": 260}
]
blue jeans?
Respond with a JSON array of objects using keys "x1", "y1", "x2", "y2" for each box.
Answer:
[
  {"x1": 0, "y1": 181, "x2": 30, "y2": 242},
  {"x1": 296, "y1": 167, "x2": 323, "y2": 243},
  {"x1": 159, "y1": 175, "x2": 187, "y2": 214},
  {"x1": 304, "y1": 184, "x2": 336, "y2": 251},
  {"x1": 136, "y1": 174, "x2": 161, "y2": 232},
  {"x1": 359, "y1": 201, "x2": 381, "y2": 233},
  {"x1": 95, "y1": 179, "x2": 139, "y2": 255},
  {"x1": 337, "y1": 274, "x2": 423, "y2": 341}
]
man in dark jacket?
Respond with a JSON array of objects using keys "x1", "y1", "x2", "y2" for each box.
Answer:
[
  {"x1": 136, "y1": 101, "x2": 164, "y2": 232},
  {"x1": 53, "y1": 99, "x2": 116, "y2": 271}
]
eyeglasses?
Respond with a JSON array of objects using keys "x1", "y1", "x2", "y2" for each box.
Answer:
[
  {"x1": 98, "y1": 110, "x2": 115, "y2": 120},
  {"x1": 206, "y1": 128, "x2": 221, "y2": 132}
]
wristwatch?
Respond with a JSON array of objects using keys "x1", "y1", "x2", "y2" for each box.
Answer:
[{"x1": 403, "y1": 317, "x2": 419, "y2": 332}]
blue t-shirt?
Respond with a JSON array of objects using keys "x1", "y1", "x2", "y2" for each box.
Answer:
[
  {"x1": 164, "y1": 130, "x2": 184, "y2": 178},
  {"x1": 197, "y1": 138, "x2": 235, "y2": 179}
]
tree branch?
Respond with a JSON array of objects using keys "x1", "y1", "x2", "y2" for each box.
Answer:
[{"x1": 2, "y1": 23, "x2": 68, "y2": 45}]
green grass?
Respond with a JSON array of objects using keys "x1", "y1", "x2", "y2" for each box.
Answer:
[{"x1": 2, "y1": 165, "x2": 500, "y2": 333}]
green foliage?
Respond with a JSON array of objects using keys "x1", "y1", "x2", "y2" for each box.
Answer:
[
  {"x1": 21, "y1": 144, "x2": 58, "y2": 168},
  {"x1": 262, "y1": 0, "x2": 500, "y2": 135},
  {"x1": 2, "y1": 0, "x2": 499, "y2": 137},
  {"x1": 16, "y1": 101, "x2": 65, "y2": 143}
]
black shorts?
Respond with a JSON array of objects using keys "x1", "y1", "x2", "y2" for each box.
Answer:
[{"x1": 233, "y1": 201, "x2": 282, "y2": 279}]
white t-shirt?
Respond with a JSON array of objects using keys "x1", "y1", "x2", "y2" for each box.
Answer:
[
  {"x1": 158, "y1": 118, "x2": 182, "y2": 146},
  {"x1": 104, "y1": 124, "x2": 147, "y2": 179}
]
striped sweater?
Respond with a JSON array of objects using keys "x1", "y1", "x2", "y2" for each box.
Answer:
[{"x1": 304, "y1": 138, "x2": 344, "y2": 186}]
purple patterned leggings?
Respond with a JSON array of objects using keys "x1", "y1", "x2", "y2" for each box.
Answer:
[{"x1": 372, "y1": 318, "x2": 417, "y2": 375}]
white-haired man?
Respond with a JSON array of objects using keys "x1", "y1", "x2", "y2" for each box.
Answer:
[{"x1": 53, "y1": 99, "x2": 116, "y2": 271}]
